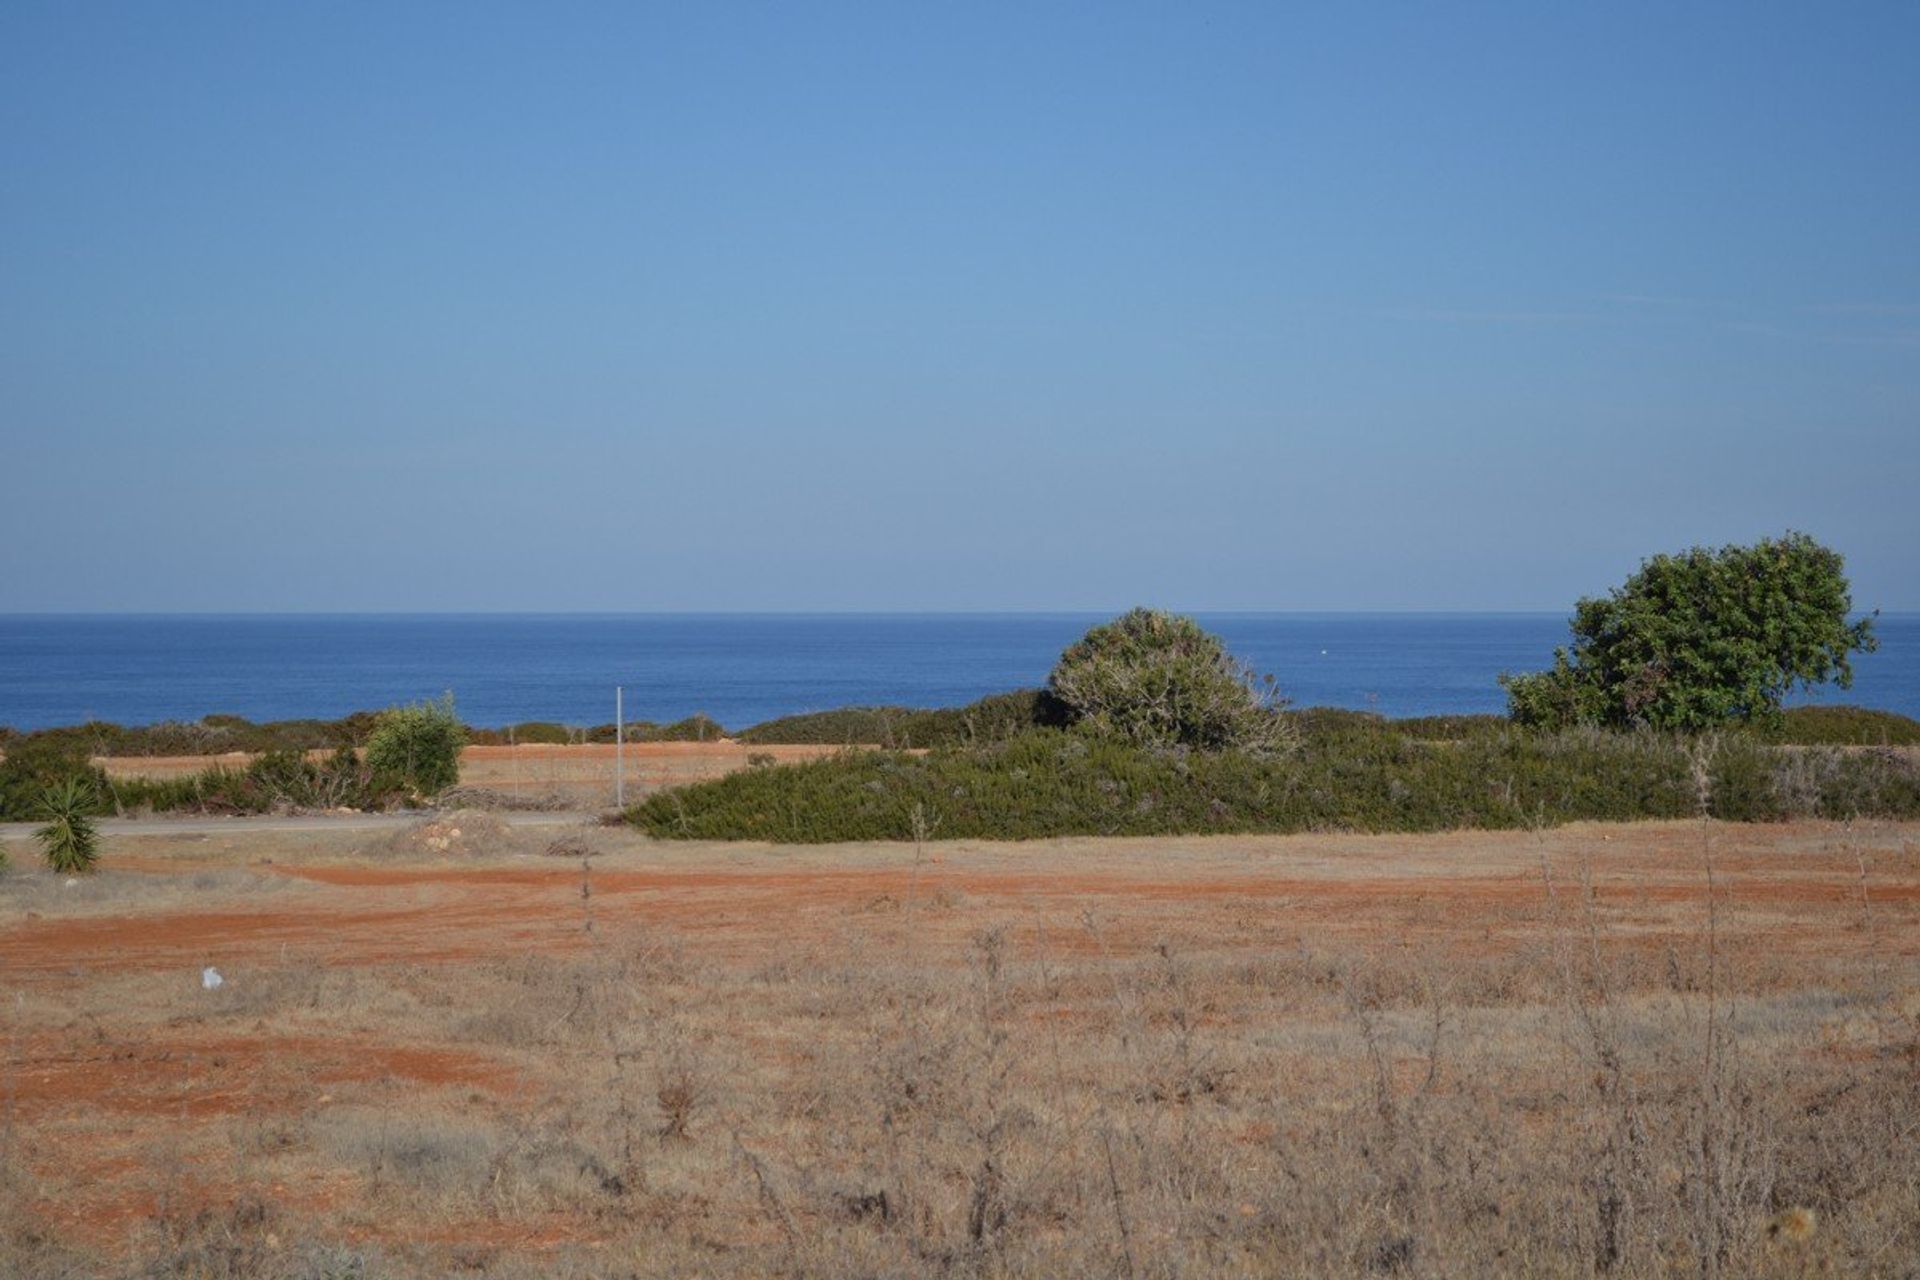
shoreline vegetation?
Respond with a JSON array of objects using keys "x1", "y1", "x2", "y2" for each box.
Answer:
[
  {"x1": 3, "y1": 537, "x2": 1911, "y2": 834},
  {"x1": 1, "y1": 697, "x2": 1916, "y2": 831},
  {"x1": 4, "y1": 697, "x2": 1916, "y2": 759}
]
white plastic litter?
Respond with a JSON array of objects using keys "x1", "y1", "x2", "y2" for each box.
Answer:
[
  {"x1": 201, "y1": 967, "x2": 224, "y2": 991},
  {"x1": 63, "y1": 878, "x2": 78, "y2": 888}
]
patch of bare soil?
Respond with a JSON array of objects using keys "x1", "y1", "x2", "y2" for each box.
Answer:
[{"x1": 371, "y1": 809, "x2": 523, "y2": 859}]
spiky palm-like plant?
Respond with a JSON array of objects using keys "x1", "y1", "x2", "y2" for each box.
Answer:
[{"x1": 35, "y1": 778, "x2": 100, "y2": 874}]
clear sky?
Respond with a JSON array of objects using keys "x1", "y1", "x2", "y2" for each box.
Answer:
[{"x1": 3, "y1": 2, "x2": 1916, "y2": 613}]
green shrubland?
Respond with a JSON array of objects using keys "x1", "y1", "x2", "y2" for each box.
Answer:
[
  {"x1": 636, "y1": 607, "x2": 1918, "y2": 842},
  {"x1": 629, "y1": 722, "x2": 1920, "y2": 842},
  {"x1": 6, "y1": 590, "x2": 1914, "y2": 833},
  {"x1": 0, "y1": 712, "x2": 382, "y2": 759},
  {"x1": 1764, "y1": 704, "x2": 1920, "y2": 745},
  {"x1": 738, "y1": 690, "x2": 1066, "y2": 747},
  {"x1": 106, "y1": 747, "x2": 406, "y2": 816},
  {"x1": 0, "y1": 736, "x2": 111, "y2": 820}
]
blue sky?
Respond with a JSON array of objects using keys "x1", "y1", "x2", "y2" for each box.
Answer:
[{"x1": 3, "y1": 2, "x2": 1916, "y2": 612}]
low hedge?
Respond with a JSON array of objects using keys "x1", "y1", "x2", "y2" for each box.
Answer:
[
  {"x1": 1765, "y1": 705, "x2": 1920, "y2": 746},
  {"x1": 737, "y1": 690, "x2": 1068, "y2": 747},
  {"x1": 628, "y1": 725, "x2": 1920, "y2": 842},
  {"x1": 104, "y1": 748, "x2": 408, "y2": 816}
]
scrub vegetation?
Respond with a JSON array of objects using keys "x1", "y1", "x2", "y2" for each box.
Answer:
[
  {"x1": 4, "y1": 536, "x2": 1911, "y2": 832},
  {"x1": 641, "y1": 536, "x2": 1911, "y2": 842},
  {"x1": 630, "y1": 722, "x2": 1920, "y2": 842}
]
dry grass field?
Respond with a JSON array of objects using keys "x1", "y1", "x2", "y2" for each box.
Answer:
[
  {"x1": 91, "y1": 742, "x2": 845, "y2": 810},
  {"x1": 0, "y1": 817, "x2": 1916, "y2": 1278}
]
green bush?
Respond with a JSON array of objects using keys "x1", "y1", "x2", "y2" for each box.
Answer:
[
  {"x1": 738, "y1": 690, "x2": 1066, "y2": 748},
  {"x1": 35, "y1": 778, "x2": 101, "y2": 874},
  {"x1": 637, "y1": 714, "x2": 729, "y2": 742},
  {"x1": 1048, "y1": 609, "x2": 1291, "y2": 753},
  {"x1": 364, "y1": 695, "x2": 466, "y2": 797},
  {"x1": 1392, "y1": 714, "x2": 1511, "y2": 741},
  {"x1": 1765, "y1": 705, "x2": 1920, "y2": 746},
  {"x1": 105, "y1": 745, "x2": 401, "y2": 816},
  {"x1": 0, "y1": 736, "x2": 111, "y2": 820},
  {"x1": 107, "y1": 767, "x2": 258, "y2": 815},
  {"x1": 738, "y1": 706, "x2": 920, "y2": 745},
  {"x1": 1504, "y1": 532, "x2": 1876, "y2": 731},
  {"x1": 0, "y1": 711, "x2": 387, "y2": 761},
  {"x1": 507, "y1": 721, "x2": 574, "y2": 745},
  {"x1": 628, "y1": 724, "x2": 1920, "y2": 843}
]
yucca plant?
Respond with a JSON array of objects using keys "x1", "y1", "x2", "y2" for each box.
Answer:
[{"x1": 35, "y1": 778, "x2": 100, "y2": 874}]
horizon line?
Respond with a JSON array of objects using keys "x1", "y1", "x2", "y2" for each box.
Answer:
[{"x1": 2, "y1": 607, "x2": 1914, "y2": 620}]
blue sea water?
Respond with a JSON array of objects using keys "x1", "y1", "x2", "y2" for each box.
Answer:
[{"x1": 0, "y1": 613, "x2": 1914, "y2": 732}]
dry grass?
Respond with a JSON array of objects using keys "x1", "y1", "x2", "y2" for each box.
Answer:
[
  {"x1": 0, "y1": 819, "x2": 1915, "y2": 1277},
  {"x1": 92, "y1": 742, "x2": 849, "y2": 810}
]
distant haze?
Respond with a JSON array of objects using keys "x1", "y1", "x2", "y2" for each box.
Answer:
[{"x1": 3, "y1": 4, "x2": 1916, "y2": 612}]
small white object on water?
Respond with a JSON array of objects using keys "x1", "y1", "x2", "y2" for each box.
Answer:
[
  {"x1": 201, "y1": 967, "x2": 224, "y2": 991},
  {"x1": 1321, "y1": 649, "x2": 1328, "y2": 656}
]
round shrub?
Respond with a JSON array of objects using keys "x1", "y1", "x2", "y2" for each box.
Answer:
[
  {"x1": 364, "y1": 694, "x2": 467, "y2": 797},
  {"x1": 1047, "y1": 609, "x2": 1292, "y2": 754}
]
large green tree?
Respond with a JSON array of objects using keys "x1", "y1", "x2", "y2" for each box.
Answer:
[{"x1": 1503, "y1": 533, "x2": 1876, "y2": 730}]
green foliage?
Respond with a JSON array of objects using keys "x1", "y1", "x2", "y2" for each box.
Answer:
[
  {"x1": 1048, "y1": 609, "x2": 1292, "y2": 753},
  {"x1": 629, "y1": 723, "x2": 1920, "y2": 842},
  {"x1": 1764, "y1": 705, "x2": 1920, "y2": 745},
  {"x1": 1504, "y1": 533, "x2": 1877, "y2": 731},
  {"x1": 241, "y1": 746, "x2": 389, "y2": 810},
  {"x1": 35, "y1": 777, "x2": 101, "y2": 874},
  {"x1": 107, "y1": 746, "x2": 402, "y2": 816},
  {"x1": 506, "y1": 721, "x2": 574, "y2": 745},
  {"x1": 739, "y1": 690, "x2": 1066, "y2": 747},
  {"x1": 570, "y1": 715, "x2": 734, "y2": 744},
  {"x1": 636, "y1": 714, "x2": 729, "y2": 742},
  {"x1": 363, "y1": 694, "x2": 466, "y2": 797},
  {"x1": 105, "y1": 768, "x2": 254, "y2": 815},
  {"x1": 0, "y1": 736, "x2": 111, "y2": 820},
  {"x1": 1392, "y1": 714, "x2": 1512, "y2": 741},
  {"x1": 737, "y1": 706, "x2": 918, "y2": 745},
  {"x1": 1, "y1": 711, "x2": 385, "y2": 761}
]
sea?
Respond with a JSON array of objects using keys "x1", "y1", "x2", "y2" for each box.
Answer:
[{"x1": 1, "y1": 613, "x2": 1915, "y2": 732}]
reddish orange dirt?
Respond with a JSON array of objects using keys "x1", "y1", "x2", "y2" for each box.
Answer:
[
  {"x1": 5, "y1": 822, "x2": 1914, "y2": 981},
  {"x1": 2, "y1": 818, "x2": 1915, "y2": 1265}
]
